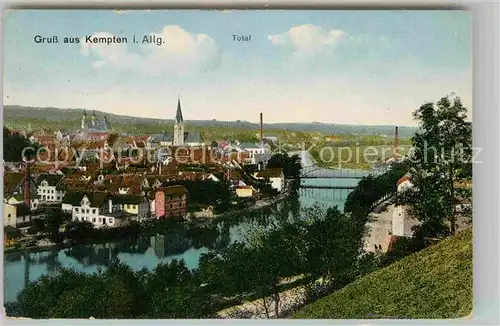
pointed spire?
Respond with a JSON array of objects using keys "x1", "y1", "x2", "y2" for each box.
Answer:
[{"x1": 175, "y1": 96, "x2": 184, "y2": 123}]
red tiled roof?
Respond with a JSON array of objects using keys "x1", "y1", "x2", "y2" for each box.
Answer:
[{"x1": 396, "y1": 175, "x2": 411, "y2": 187}]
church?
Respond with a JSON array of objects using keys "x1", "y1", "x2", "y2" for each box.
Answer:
[
  {"x1": 151, "y1": 97, "x2": 205, "y2": 147},
  {"x1": 80, "y1": 110, "x2": 112, "y2": 132}
]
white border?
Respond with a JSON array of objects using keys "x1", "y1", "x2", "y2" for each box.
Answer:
[{"x1": 1, "y1": 1, "x2": 498, "y2": 325}]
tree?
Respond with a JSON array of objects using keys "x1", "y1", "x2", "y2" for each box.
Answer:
[
  {"x1": 267, "y1": 153, "x2": 302, "y2": 179},
  {"x1": 400, "y1": 94, "x2": 472, "y2": 236},
  {"x1": 144, "y1": 260, "x2": 211, "y2": 318},
  {"x1": 3, "y1": 127, "x2": 38, "y2": 161},
  {"x1": 304, "y1": 207, "x2": 363, "y2": 286},
  {"x1": 64, "y1": 220, "x2": 95, "y2": 244},
  {"x1": 38, "y1": 208, "x2": 71, "y2": 241}
]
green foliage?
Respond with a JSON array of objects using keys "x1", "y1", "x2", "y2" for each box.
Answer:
[
  {"x1": 344, "y1": 161, "x2": 408, "y2": 216},
  {"x1": 266, "y1": 153, "x2": 302, "y2": 179},
  {"x1": 3, "y1": 127, "x2": 39, "y2": 161},
  {"x1": 164, "y1": 179, "x2": 232, "y2": 213},
  {"x1": 64, "y1": 221, "x2": 95, "y2": 244},
  {"x1": 294, "y1": 228, "x2": 472, "y2": 319},
  {"x1": 15, "y1": 260, "x2": 211, "y2": 319},
  {"x1": 304, "y1": 207, "x2": 363, "y2": 285},
  {"x1": 400, "y1": 95, "x2": 472, "y2": 236},
  {"x1": 5, "y1": 226, "x2": 23, "y2": 239}
]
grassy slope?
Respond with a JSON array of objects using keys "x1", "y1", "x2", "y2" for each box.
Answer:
[{"x1": 294, "y1": 228, "x2": 472, "y2": 319}]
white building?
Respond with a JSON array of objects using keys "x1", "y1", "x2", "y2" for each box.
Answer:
[
  {"x1": 240, "y1": 143, "x2": 267, "y2": 163},
  {"x1": 37, "y1": 175, "x2": 65, "y2": 204},
  {"x1": 254, "y1": 168, "x2": 285, "y2": 193},
  {"x1": 396, "y1": 174, "x2": 413, "y2": 193},
  {"x1": 69, "y1": 193, "x2": 123, "y2": 228},
  {"x1": 392, "y1": 174, "x2": 418, "y2": 237}
]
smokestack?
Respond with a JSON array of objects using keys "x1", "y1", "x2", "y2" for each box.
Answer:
[
  {"x1": 260, "y1": 112, "x2": 264, "y2": 146},
  {"x1": 394, "y1": 126, "x2": 399, "y2": 160}
]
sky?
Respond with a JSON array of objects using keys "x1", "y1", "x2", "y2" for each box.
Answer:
[{"x1": 3, "y1": 10, "x2": 472, "y2": 126}]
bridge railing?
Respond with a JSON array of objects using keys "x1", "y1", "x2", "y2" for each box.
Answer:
[{"x1": 369, "y1": 192, "x2": 395, "y2": 211}]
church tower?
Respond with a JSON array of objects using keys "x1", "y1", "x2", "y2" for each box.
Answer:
[
  {"x1": 173, "y1": 96, "x2": 185, "y2": 146},
  {"x1": 81, "y1": 109, "x2": 87, "y2": 130}
]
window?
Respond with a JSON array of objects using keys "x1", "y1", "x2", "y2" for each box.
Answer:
[
  {"x1": 109, "y1": 218, "x2": 114, "y2": 224},
  {"x1": 75, "y1": 208, "x2": 79, "y2": 212},
  {"x1": 92, "y1": 209, "x2": 96, "y2": 214},
  {"x1": 57, "y1": 197, "x2": 60, "y2": 200},
  {"x1": 103, "y1": 218, "x2": 107, "y2": 224},
  {"x1": 99, "y1": 218, "x2": 102, "y2": 223},
  {"x1": 8, "y1": 214, "x2": 11, "y2": 218},
  {"x1": 92, "y1": 218, "x2": 96, "y2": 223}
]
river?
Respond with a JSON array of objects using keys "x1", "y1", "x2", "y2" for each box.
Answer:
[{"x1": 3, "y1": 177, "x2": 361, "y2": 303}]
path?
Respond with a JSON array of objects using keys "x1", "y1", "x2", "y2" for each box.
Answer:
[{"x1": 363, "y1": 203, "x2": 395, "y2": 253}]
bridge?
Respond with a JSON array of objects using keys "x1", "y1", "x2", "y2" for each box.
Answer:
[
  {"x1": 289, "y1": 150, "x2": 382, "y2": 179},
  {"x1": 299, "y1": 187, "x2": 353, "y2": 201},
  {"x1": 300, "y1": 165, "x2": 370, "y2": 179},
  {"x1": 300, "y1": 184, "x2": 357, "y2": 190}
]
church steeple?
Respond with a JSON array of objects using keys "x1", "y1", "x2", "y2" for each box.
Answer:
[
  {"x1": 175, "y1": 95, "x2": 184, "y2": 124},
  {"x1": 173, "y1": 96, "x2": 185, "y2": 146},
  {"x1": 81, "y1": 109, "x2": 87, "y2": 130}
]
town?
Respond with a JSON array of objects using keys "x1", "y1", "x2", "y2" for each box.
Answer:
[
  {"x1": 4, "y1": 9, "x2": 476, "y2": 321},
  {"x1": 4, "y1": 97, "x2": 297, "y2": 248}
]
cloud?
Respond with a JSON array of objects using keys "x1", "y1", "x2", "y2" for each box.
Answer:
[
  {"x1": 80, "y1": 26, "x2": 220, "y2": 76},
  {"x1": 268, "y1": 24, "x2": 346, "y2": 55}
]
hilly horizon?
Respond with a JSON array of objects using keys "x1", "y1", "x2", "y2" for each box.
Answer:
[{"x1": 3, "y1": 105, "x2": 419, "y2": 137}]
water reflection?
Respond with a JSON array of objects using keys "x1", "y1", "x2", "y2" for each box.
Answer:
[{"x1": 4, "y1": 179, "x2": 355, "y2": 303}]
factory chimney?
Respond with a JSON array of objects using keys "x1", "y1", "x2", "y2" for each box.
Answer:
[
  {"x1": 260, "y1": 113, "x2": 264, "y2": 147},
  {"x1": 394, "y1": 126, "x2": 399, "y2": 160}
]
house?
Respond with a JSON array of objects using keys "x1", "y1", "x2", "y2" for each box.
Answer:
[
  {"x1": 37, "y1": 174, "x2": 65, "y2": 204},
  {"x1": 392, "y1": 174, "x2": 419, "y2": 237},
  {"x1": 138, "y1": 196, "x2": 151, "y2": 220},
  {"x1": 4, "y1": 171, "x2": 39, "y2": 211},
  {"x1": 118, "y1": 174, "x2": 143, "y2": 195},
  {"x1": 66, "y1": 192, "x2": 133, "y2": 228},
  {"x1": 206, "y1": 173, "x2": 220, "y2": 182},
  {"x1": 3, "y1": 203, "x2": 33, "y2": 227},
  {"x1": 111, "y1": 195, "x2": 142, "y2": 215},
  {"x1": 396, "y1": 174, "x2": 413, "y2": 193},
  {"x1": 239, "y1": 143, "x2": 267, "y2": 162},
  {"x1": 254, "y1": 168, "x2": 285, "y2": 193},
  {"x1": 4, "y1": 203, "x2": 17, "y2": 227},
  {"x1": 154, "y1": 185, "x2": 188, "y2": 218},
  {"x1": 253, "y1": 153, "x2": 274, "y2": 169},
  {"x1": 235, "y1": 186, "x2": 255, "y2": 198},
  {"x1": 61, "y1": 191, "x2": 81, "y2": 213},
  {"x1": 66, "y1": 192, "x2": 106, "y2": 225}
]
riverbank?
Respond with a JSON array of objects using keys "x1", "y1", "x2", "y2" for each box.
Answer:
[{"x1": 4, "y1": 189, "x2": 295, "y2": 256}]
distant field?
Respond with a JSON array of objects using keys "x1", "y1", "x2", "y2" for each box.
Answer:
[
  {"x1": 4, "y1": 105, "x2": 419, "y2": 138},
  {"x1": 294, "y1": 228, "x2": 472, "y2": 319},
  {"x1": 310, "y1": 144, "x2": 413, "y2": 169}
]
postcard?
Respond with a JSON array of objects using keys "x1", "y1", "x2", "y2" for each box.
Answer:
[{"x1": 3, "y1": 9, "x2": 472, "y2": 319}]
